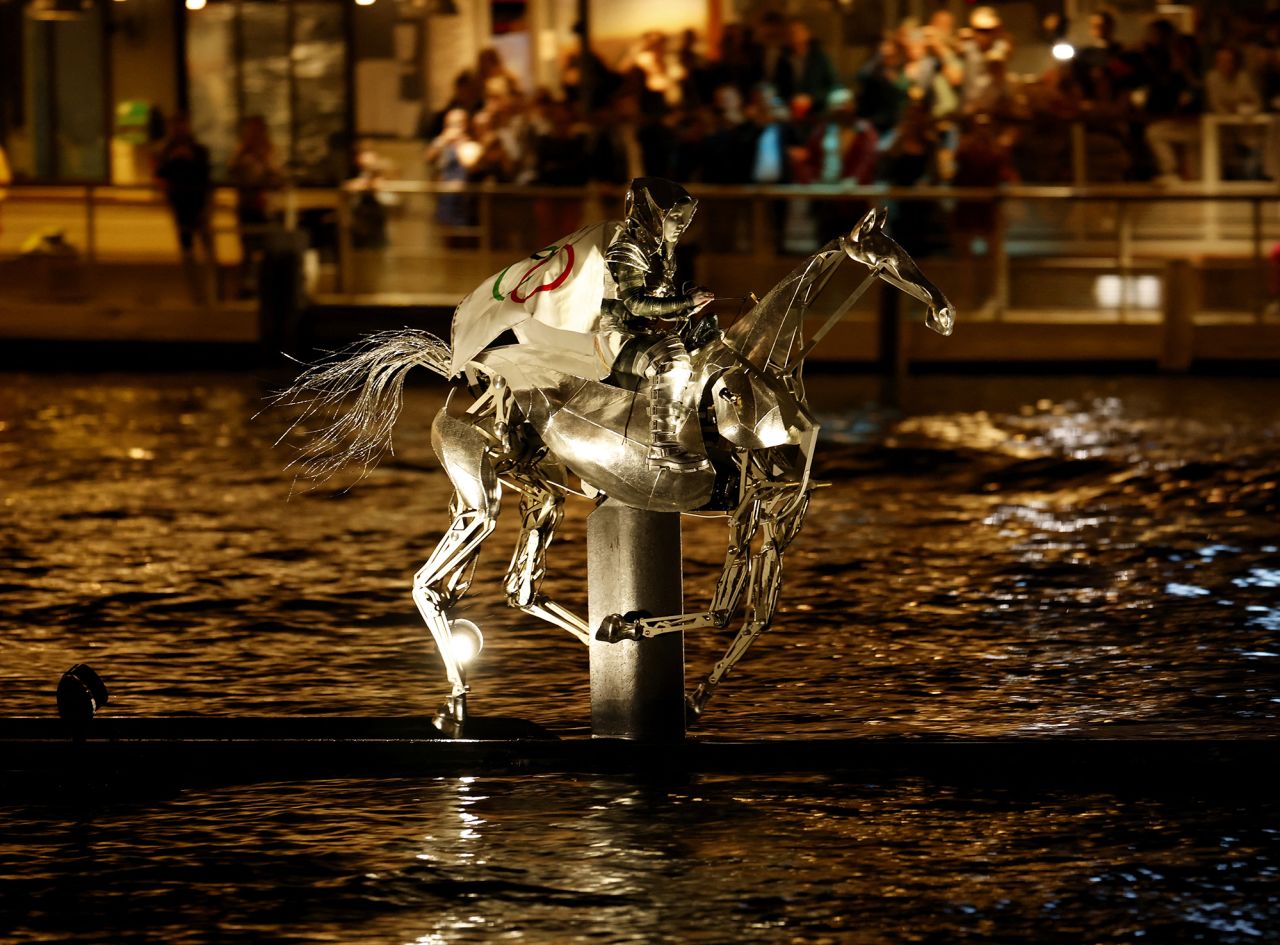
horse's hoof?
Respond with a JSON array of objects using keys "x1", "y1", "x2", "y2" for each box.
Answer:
[
  {"x1": 432, "y1": 697, "x2": 466, "y2": 738},
  {"x1": 595, "y1": 613, "x2": 625, "y2": 643},
  {"x1": 596, "y1": 612, "x2": 645, "y2": 643},
  {"x1": 685, "y1": 685, "x2": 709, "y2": 726}
]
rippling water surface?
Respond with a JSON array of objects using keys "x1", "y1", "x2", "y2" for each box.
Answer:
[{"x1": 2, "y1": 370, "x2": 1278, "y2": 942}]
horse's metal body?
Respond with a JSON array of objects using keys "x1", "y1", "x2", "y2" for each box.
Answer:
[{"x1": 279, "y1": 208, "x2": 954, "y2": 731}]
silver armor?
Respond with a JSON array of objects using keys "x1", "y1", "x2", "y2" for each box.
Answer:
[
  {"x1": 602, "y1": 178, "x2": 712, "y2": 471},
  {"x1": 277, "y1": 201, "x2": 956, "y2": 734}
]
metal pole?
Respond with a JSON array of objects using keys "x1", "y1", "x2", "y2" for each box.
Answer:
[
  {"x1": 877, "y1": 279, "x2": 902, "y2": 408},
  {"x1": 587, "y1": 500, "x2": 685, "y2": 741}
]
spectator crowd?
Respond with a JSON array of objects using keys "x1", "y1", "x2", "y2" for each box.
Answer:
[{"x1": 418, "y1": 4, "x2": 1280, "y2": 198}]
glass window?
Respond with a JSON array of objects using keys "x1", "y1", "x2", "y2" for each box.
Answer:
[
  {"x1": 18, "y1": 6, "x2": 107, "y2": 181},
  {"x1": 187, "y1": 0, "x2": 348, "y2": 185}
]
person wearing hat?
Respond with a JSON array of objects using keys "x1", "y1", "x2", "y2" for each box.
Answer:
[{"x1": 960, "y1": 6, "x2": 1013, "y2": 110}]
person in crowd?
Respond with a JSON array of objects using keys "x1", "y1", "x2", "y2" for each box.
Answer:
[
  {"x1": 670, "y1": 103, "x2": 713, "y2": 182},
  {"x1": 156, "y1": 112, "x2": 216, "y2": 305},
  {"x1": 620, "y1": 30, "x2": 686, "y2": 115},
  {"x1": 1074, "y1": 9, "x2": 1133, "y2": 102},
  {"x1": 464, "y1": 110, "x2": 518, "y2": 184},
  {"x1": 1258, "y1": 14, "x2": 1280, "y2": 112},
  {"x1": 710, "y1": 22, "x2": 764, "y2": 98},
  {"x1": 419, "y1": 70, "x2": 482, "y2": 142},
  {"x1": 345, "y1": 139, "x2": 396, "y2": 252},
  {"x1": 784, "y1": 94, "x2": 820, "y2": 183},
  {"x1": 899, "y1": 22, "x2": 950, "y2": 116},
  {"x1": 1206, "y1": 44, "x2": 1261, "y2": 114},
  {"x1": 588, "y1": 93, "x2": 648, "y2": 183},
  {"x1": 959, "y1": 6, "x2": 1013, "y2": 111},
  {"x1": 1206, "y1": 44, "x2": 1263, "y2": 179},
  {"x1": 1075, "y1": 59, "x2": 1134, "y2": 183},
  {"x1": 807, "y1": 87, "x2": 879, "y2": 242},
  {"x1": 531, "y1": 99, "x2": 590, "y2": 243},
  {"x1": 963, "y1": 50, "x2": 1019, "y2": 122},
  {"x1": 676, "y1": 29, "x2": 716, "y2": 107},
  {"x1": 810, "y1": 87, "x2": 878, "y2": 185},
  {"x1": 1138, "y1": 18, "x2": 1204, "y2": 183},
  {"x1": 561, "y1": 21, "x2": 620, "y2": 112},
  {"x1": 950, "y1": 113, "x2": 1016, "y2": 254},
  {"x1": 424, "y1": 108, "x2": 479, "y2": 242},
  {"x1": 771, "y1": 17, "x2": 838, "y2": 109},
  {"x1": 477, "y1": 47, "x2": 521, "y2": 100},
  {"x1": 228, "y1": 114, "x2": 281, "y2": 298},
  {"x1": 755, "y1": 12, "x2": 790, "y2": 101},
  {"x1": 856, "y1": 37, "x2": 909, "y2": 135},
  {"x1": 748, "y1": 87, "x2": 796, "y2": 185},
  {"x1": 701, "y1": 84, "x2": 760, "y2": 184},
  {"x1": 878, "y1": 92, "x2": 943, "y2": 256},
  {"x1": 1010, "y1": 70, "x2": 1078, "y2": 183}
]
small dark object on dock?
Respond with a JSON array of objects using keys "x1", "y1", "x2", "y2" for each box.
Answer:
[{"x1": 56, "y1": 664, "x2": 109, "y2": 731}]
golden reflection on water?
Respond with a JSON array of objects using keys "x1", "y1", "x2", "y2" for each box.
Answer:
[
  {"x1": 0, "y1": 372, "x2": 1277, "y2": 738},
  {"x1": 2, "y1": 366, "x2": 1280, "y2": 943}
]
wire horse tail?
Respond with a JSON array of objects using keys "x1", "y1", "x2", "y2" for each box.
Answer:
[{"x1": 270, "y1": 329, "x2": 454, "y2": 484}]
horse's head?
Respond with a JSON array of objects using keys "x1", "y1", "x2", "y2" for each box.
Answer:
[{"x1": 843, "y1": 208, "x2": 955, "y2": 337}]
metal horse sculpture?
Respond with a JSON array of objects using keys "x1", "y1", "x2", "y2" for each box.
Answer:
[{"x1": 278, "y1": 207, "x2": 954, "y2": 733}]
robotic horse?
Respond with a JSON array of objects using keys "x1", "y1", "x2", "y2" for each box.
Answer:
[{"x1": 279, "y1": 207, "x2": 954, "y2": 733}]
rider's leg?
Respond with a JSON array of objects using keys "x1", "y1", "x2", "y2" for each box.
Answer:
[
  {"x1": 640, "y1": 335, "x2": 708, "y2": 471},
  {"x1": 503, "y1": 486, "x2": 591, "y2": 643}
]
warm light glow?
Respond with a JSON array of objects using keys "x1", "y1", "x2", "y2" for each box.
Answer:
[
  {"x1": 185, "y1": 0, "x2": 206, "y2": 9},
  {"x1": 354, "y1": 0, "x2": 376, "y2": 6},
  {"x1": 449, "y1": 619, "x2": 483, "y2": 664},
  {"x1": 1052, "y1": 42, "x2": 1076, "y2": 61},
  {"x1": 1094, "y1": 274, "x2": 1161, "y2": 309}
]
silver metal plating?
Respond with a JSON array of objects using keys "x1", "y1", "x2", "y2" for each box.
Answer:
[{"x1": 277, "y1": 195, "x2": 955, "y2": 731}]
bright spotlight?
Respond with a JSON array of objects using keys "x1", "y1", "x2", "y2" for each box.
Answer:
[
  {"x1": 1052, "y1": 42, "x2": 1076, "y2": 61},
  {"x1": 354, "y1": 0, "x2": 376, "y2": 6},
  {"x1": 449, "y1": 619, "x2": 484, "y2": 665},
  {"x1": 185, "y1": 0, "x2": 205, "y2": 9}
]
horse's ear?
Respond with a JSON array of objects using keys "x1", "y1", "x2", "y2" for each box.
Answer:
[
  {"x1": 852, "y1": 208, "x2": 878, "y2": 241},
  {"x1": 873, "y1": 206, "x2": 888, "y2": 231}
]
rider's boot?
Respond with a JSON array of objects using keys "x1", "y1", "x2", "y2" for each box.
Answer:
[{"x1": 648, "y1": 367, "x2": 709, "y2": 471}]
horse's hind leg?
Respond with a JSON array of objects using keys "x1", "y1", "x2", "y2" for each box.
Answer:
[
  {"x1": 503, "y1": 485, "x2": 590, "y2": 643},
  {"x1": 412, "y1": 410, "x2": 501, "y2": 733}
]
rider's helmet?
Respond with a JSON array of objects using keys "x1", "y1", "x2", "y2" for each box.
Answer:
[{"x1": 622, "y1": 177, "x2": 698, "y2": 256}]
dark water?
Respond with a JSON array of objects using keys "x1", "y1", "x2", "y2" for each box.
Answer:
[{"x1": 2, "y1": 371, "x2": 1278, "y2": 942}]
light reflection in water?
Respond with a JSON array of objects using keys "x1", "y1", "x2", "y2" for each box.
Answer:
[{"x1": 0, "y1": 371, "x2": 1278, "y2": 942}]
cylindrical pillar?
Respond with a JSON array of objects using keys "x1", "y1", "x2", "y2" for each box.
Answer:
[{"x1": 587, "y1": 500, "x2": 685, "y2": 740}]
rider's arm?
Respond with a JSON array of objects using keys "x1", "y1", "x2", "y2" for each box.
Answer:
[{"x1": 613, "y1": 261, "x2": 696, "y2": 320}]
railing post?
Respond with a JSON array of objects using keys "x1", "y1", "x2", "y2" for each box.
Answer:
[
  {"x1": 85, "y1": 185, "x2": 97, "y2": 298},
  {"x1": 1253, "y1": 196, "x2": 1264, "y2": 324},
  {"x1": 479, "y1": 187, "x2": 493, "y2": 252},
  {"x1": 1160, "y1": 258, "x2": 1196, "y2": 371},
  {"x1": 1117, "y1": 199, "x2": 1132, "y2": 323},
  {"x1": 335, "y1": 185, "x2": 353, "y2": 295},
  {"x1": 993, "y1": 189, "x2": 1009, "y2": 318}
]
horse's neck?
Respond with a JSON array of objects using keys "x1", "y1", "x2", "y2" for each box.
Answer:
[{"x1": 723, "y1": 240, "x2": 844, "y2": 372}]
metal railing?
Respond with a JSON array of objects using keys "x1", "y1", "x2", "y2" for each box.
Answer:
[
  {"x1": 328, "y1": 180, "x2": 1280, "y2": 321},
  {"x1": 2, "y1": 180, "x2": 1278, "y2": 321}
]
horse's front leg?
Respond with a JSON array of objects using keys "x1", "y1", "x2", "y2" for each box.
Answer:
[
  {"x1": 594, "y1": 486, "x2": 764, "y2": 643},
  {"x1": 686, "y1": 486, "x2": 811, "y2": 721}
]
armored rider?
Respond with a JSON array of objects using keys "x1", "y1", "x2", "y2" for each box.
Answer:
[{"x1": 601, "y1": 178, "x2": 715, "y2": 471}]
